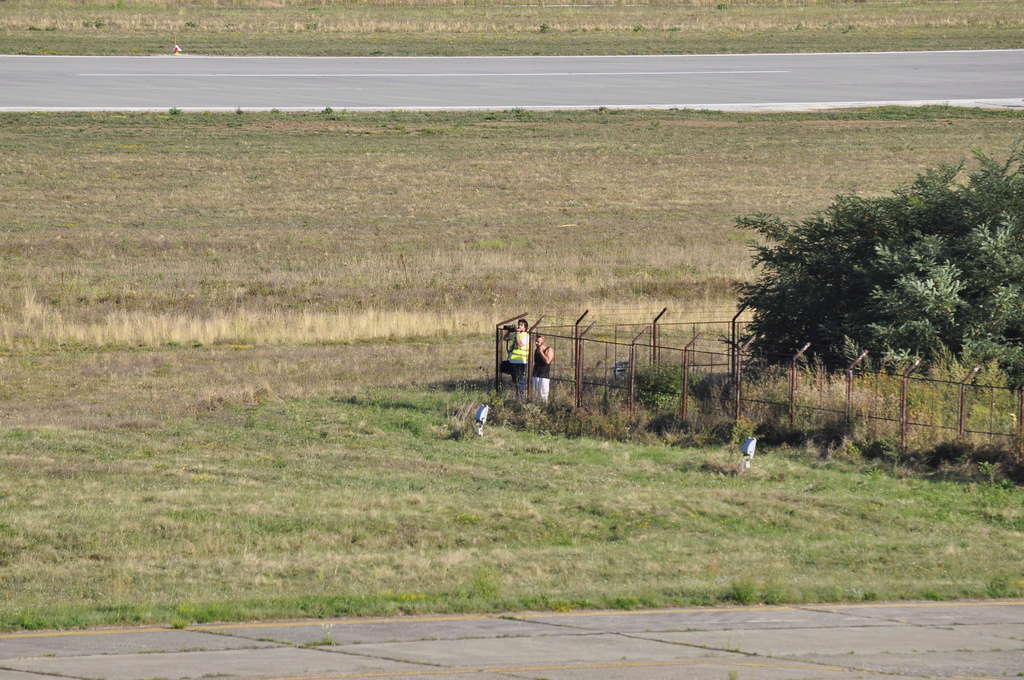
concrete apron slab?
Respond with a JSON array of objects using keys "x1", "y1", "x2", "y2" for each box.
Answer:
[
  {"x1": 799, "y1": 650, "x2": 1024, "y2": 679},
  {"x1": 636, "y1": 624, "x2": 1024, "y2": 656},
  {"x1": 327, "y1": 631, "x2": 744, "y2": 667},
  {"x1": 0, "y1": 628, "x2": 279, "y2": 660},
  {"x1": 2, "y1": 601, "x2": 1021, "y2": 680},
  {"x1": 2, "y1": 646, "x2": 431, "y2": 680},
  {"x1": 810, "y1": 601, "x2": 1024, "y2": 626},
  {"x1": 500, "y1": 659, "x2": 906, "y2": 680},
  {"x1": 513, "y1": 606, "x2": 893, "y2": 633},
  {"x1": 193, "y1": 614, "x2": 574, "y2": 646},
  {"x1": 0, "y1": 661, "x2": 889, "y2": 680},
  {"x1": 0, "y1": 670, "x2": 72, "y2": 680},
  {"x1": 964, "y1": 623, "x2": 1024, "y2": 641}
]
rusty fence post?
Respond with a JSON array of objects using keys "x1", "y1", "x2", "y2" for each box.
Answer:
[
  {"x1": 899, "y1": 358, "x2": 922, "y2": 453},
  {"x1": 576, "y1": 321, "x2": 595, "y2": 409},
  {"x1": 575, "y1": 336, "x2": 581, "y2": 407},
  {"x1": 730, "y1": 304, "x2": 748, "y2": 389},
  {"x1": 788, "y1": 343, "x2": 811, "y2": 428},
  {"x1": 734, "y1": 337, "x2": 755, "y2": 422},
  {"x1": 845, "y1": 350, "x2": 869, "y2": 426},
  {"x1": 628, "y1": 343, "x2": 636, "y2": 416},
  {"x1": 651, "y1": 307, "x2": 667, "y2": 365},
  {"x1": 573, "y1": 311, "x2": 588, "y2": 407},
  {"x1": 525, "y1": 315, "x2": 545, "y2": 401},
  {"x1": 604, "y1": 338, "x2": 610, "y2": 403},
  {"x1": 958, "y1": 366, "x2": 981, "y2": 439},
  {"x1": 628, "y1": 326, "x2": 651, "y2": 417},
  {"x1": 574, "y1": 310, "x2": 589, "y2": 340},
  {"x1": 494, "y1": 312, "x2": 528, "y2": 392},
  {"x1": 845, "y1": 350, "x2": 870, "y2": 424},
  {"x1": 680, "y1": 334, "x2": 699, "y2": 423},
  {"x1": 1017, "y1": 387, "x2": 1024, "y2": 459}
]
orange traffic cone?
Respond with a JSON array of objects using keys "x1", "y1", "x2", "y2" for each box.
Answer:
[{"x1": 172, "y1": 44, "x2": 182, "y2": 55}]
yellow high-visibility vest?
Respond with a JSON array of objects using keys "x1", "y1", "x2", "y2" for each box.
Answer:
[{"x1": 509, "y1": 331, "x2": 529, "y2": 364}]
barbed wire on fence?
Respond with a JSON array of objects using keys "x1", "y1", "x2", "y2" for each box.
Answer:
[{"x1": 494, "y1": 312, "x2": 1024, "y2": 455}]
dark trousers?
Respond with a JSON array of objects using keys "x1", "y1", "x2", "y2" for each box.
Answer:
[{"x1": 508, "y1": 362, "x2": 527, "y2": 397}]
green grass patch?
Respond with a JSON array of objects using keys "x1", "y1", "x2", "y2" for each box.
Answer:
[{"x1": 1, "y1": 387, "x2": 1021, "y2": 630}]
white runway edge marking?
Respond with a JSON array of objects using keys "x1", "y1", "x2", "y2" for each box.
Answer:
[
  {"x1": 12, "y1": 47, "x2": 1021, "y2": 58},
  {"x1": 6, "y1": 98, "x2": 1020, "y2": 114},
  {"x1": 79, "y1": 70, "x2": 789, "y2": 78}
]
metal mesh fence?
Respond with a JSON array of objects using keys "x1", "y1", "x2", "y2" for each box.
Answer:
[{"x1": 495, "y1": 311, "x2": 1024, "y2": 454}]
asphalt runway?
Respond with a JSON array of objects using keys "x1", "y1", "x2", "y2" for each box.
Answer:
[
  {"x1": 2, "y1": 50, "x2": 1023, "y2": 112},
  {"x1": 1, "y1": 600, "x2": 1022, "y2": 680}
]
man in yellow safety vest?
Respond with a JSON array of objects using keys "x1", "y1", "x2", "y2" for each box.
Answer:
[{"x1": 506, "y1": 318, "x2": 530, "y2": 397}]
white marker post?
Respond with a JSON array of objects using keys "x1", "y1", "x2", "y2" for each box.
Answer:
[{"x1": 740, "y1": 437, "x2": 757, "y2": 471}]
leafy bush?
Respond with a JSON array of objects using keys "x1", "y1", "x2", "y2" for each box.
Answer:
[
  {"x1": 737, "y1": 146, "x2": 1024, "y2": 382},
  {"x1": 634, "y1": 363, "x2": 737, "y2": 414},
  {"x1": 635, "y1": 362, "x2": 681, "y2": 410}
]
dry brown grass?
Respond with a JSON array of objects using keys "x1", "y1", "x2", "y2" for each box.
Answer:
[
  {"x1": 0, "y1": 336, "x2": 488, "y2": 429},
  {"x1": 2, "y1": 0, "x2": 1022, "y2": 55},
  {"x1": 2, "y1": 290, "x2": 494, "y2": 349},
  {"x1": 4, "y1": 0, "x2": 1022, "y2": 34},
  {"x1": 3, "y1": 109, "x2": 1023, "y2": 348}
]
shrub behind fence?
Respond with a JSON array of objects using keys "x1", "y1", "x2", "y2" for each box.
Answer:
[{"x1": 495, "y1": 313, "x2": 1024, "y2": 456}]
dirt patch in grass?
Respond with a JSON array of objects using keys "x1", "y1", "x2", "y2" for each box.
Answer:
[
  {"x1": 795, "y1": 119, "x2": 945, "y2": 129},
  {"x1": 660, "y1": 120, "x2": 746, "y2": 128}
]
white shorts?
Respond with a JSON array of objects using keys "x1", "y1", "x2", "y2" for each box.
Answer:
[{"x1": 531, "y1": 376, "x2": 550, "y2": 402}]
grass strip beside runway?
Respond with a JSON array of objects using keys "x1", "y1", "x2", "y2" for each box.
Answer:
[
  {"x1": 2, "y1": 0, "x2": 1023, "y2": 56},
  {"x1": 3, "y1": 107, "x2": 1024, "y2": 351},
  {"x1": 3, "y1": 106, "x2": 1023, "y2": 631}
]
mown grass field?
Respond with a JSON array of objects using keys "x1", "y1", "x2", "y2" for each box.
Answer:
[
  {"x1": 3, "y1": 0, "x2": 1023, "y2": 56},
  {"x1": 2, "y1": 374, "x2": 1022, "y2": 631},
  {"x1": 3, "y1": 103, "x2": 1024, "y2": 625}
]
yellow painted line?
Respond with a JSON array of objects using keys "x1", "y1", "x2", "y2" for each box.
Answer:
[
  {"x1": 1, "y1": 600, "x2": 1020, "y2": 640},
  {"x1": 247, "y1": 659, "x2": 854, "y2": 680}
]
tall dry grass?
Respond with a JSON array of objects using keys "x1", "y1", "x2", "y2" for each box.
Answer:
[
  {"x1": 5, "y1": 0, "x2": 956, "y2": 6},
  {"x1": 3, "y1": 109, "x2": 1024, "y2": 348},
  {"x1": 3, "y1": 290, "x2": 493, "y2": 349},
  {"x1": 2, "y1": 0, "x2": 1021, "y2": 37}
]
